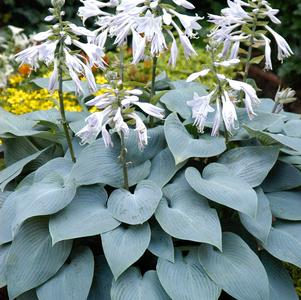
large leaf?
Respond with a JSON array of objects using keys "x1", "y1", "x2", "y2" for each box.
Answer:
[
  {"x1": 245, "y1": 126, "x2": 301, "y2": 153},
  {"x1": 17, "y1": 290, "x2": 39, "y2": 300},
  {"x1": 101, "y1": 223, "x2": 151, "y2": 279},
  {"x1": 266, "y1": 191, "x2": 301, "y2": 221},
  {"x1": 6, "y1": 218, "x2": 72, "y2": 299},
  {"x1": 260, "y1": 252, "x2": 298, "y2": 300},
  {"x1": 68, "y1": 136, "x2": 151, "y2": 188},
  {"x1": 283, "y1": 120, "x2": 301, "y2": 138},
  {"x1": 50, "y1": 186, "x2": 120, "y2": 243},
  {"x1": 0, "y1": 186, "x2": 30, "y2": 245},
  {"x1": 164, "y1": 113, "x2": 226, "y2": 164},
  {"x1": 0, "y1": 148, "x2": 47, "y2": 191},
  {"x1": 111, "y1": 268, "x2": 170, "y2": 300},
  {"x1": 0, "y1": 243, "x2": 10, "y2": 288},
  {"x1": 239, "y1": 188, "x2": 272, "y2": 243},
  {"x1": 262, "y1": 221, "x2": 301, "y2": 267},
  {"x1": 262, "y1": 161, "x2": 301, "y2": 192},
  {"x1": 157, "y1": 249, "x2": 221, "y2": 300},
  {"x1": 36, "y1": 246, "x2": 94, "y2": 300},
  {"x1": 218, "y1": 146, "x2": 279, "y2": 187},
  {"x1": 147, "y1": 148, "x2": 185, "y2": 188},
  {"x1": 108, "y1": 180, "x2": 162, "y2": 225},
  {"x1": 12, "y1": 178, "x2": 77, "y2": 235},
  {"x1": 148, "y1": 222, "x2": 174, "y2": 263},
  {"x1": 155, "y1": 182, "x2": 222, "y2": 250},
  {"x1": 160, "y1": 85, "x2": 207, "y2": 119},
  {"x1": 88, "y1": 255, "x2": 113, "y2": 300},
  {"x1": 185, "y1": 164, "x2": 257, "y2": 217},
  {"x1": 198, "y1": 232, "x2": 270, "y2": 300}
]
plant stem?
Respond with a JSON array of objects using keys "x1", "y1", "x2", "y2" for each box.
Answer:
[
  {"x1": 58, "y1": 39, "x2": 76, "y2": 163},
  {"x1": 119, "y1": 46, "x2": 125, "y2": 83},
  {"x1": 119, "y1": 131, "x2": 129, "y2": 190},
  {"x1": 149, "y1": 55, "x2": 158, "y2": 126}
]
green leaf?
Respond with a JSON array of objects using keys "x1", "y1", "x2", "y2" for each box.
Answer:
[
  {"x1": 101, "y1": 223, "x2": 151, "y2": 279},
  {"x1": 155, "y1": 181, "x2": 222, "y2": 250},
  {"x1": 250, "y1": 55, "x2": 265, "y2": 64},
  {"x1": 108, "y1": 180, "x2": 162, "y2": 225},
  {"x1": 12, "y1": 178, "x2": 77, "y2": 234},
  {"x1": 157, "y1": 249, "x2": 221, "y2": 300},
  {"x1": 185, "y1": 164, "x2": 257, "y2": 217},
  {"x1": 147, "y1": 148, "x2": 185, "y2": 188},
  {"x1": 0, "y1": 243, "x2": 9, "y2": 288},
  {"x1": 6, "y1": 218, "x2": 72, "y2": 299},
  {"x1": 148, "y1": 222, "x2": 174, "y2": 263},
  {"x1": 36, "y1": 246, "x2": 94, "y2": 300},
  {"x1": 266, "y1": 191, "x2": 301, "y2": 221},
  {"x1": 50, "y1": 186, "x2": 120, "y2": 244},
  {"x1": 218, "y1": 146, "x2": 279, "y2": 187},
  {"x1": 245, "y1": 126, "x2": 301, "y2": 153},
  {"x1": 160, "y1": 85, "x2": 207, "y2": 119},
  {"x1": 164, "y1": 113, "x2": 226, "y2": 164},
  {"x1": 0, "y1": 148, "x2": 47, "y2": 191},
  {"x1": 68, "y1": 136, "x2": 151, "y2": 188},
  {"x1": 262, "y1": 161, "x2": 301, "y2": 192},
  {"x1": 260, "y1": 252, "x2": 299, "y2": 300},
  {"x1": 283, "y1": 120, "x2": 301, "y2": 138},
  {"x1": 111, "y1": 268, "x2": 170, "y2": 300},
  {"x1": 17, "y1": 290, "x2": 39, "y2": 300},
  {"x1": 88, "y1": 255, "x2": 113, "y2": 300},
  {"x1": 198, "y1": 232, "x2": 270, "y2": 300},
  {"x1": 239, "y1": 188, "x2": 272, "y2": 243},
  {"x1": 263, "y1": 221, "x2": 301, "y2": 267}
]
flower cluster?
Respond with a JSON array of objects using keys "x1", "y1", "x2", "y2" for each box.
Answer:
[
  {"x1": 208, "y1": 0, "x2": 293, "y2": 70},
  {"x1": 78, "y1": 0, "x2": 202, "y2": 66},
  {"x1": 15, "y1": 1, "x2": 106, "y2": 95},
  {"x1": 187, "y1": 45, "x2": 260, "y2": 135},
  {"x1": 76, "y1": 72, "x2": 164, "y2": 149}
]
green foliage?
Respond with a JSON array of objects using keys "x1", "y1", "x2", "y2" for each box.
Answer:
[{"x1": 0, "y1": 75, "x2": 301, "y2": 299}]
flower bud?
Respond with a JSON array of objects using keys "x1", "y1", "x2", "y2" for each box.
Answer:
[
  {"x1": 275, "y1": 87, "x2": 297, "y2": 104},
  {"x1": 51, "y1": 0, "x2": 65, "y2": 9}
]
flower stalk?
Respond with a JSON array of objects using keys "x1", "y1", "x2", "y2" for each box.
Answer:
[
  {"x1": 149, "y1": 55, "x2": 158, "y2": 126},
  {"x1": 119, "y1": 130, "x2": 129, "y2": 190}
]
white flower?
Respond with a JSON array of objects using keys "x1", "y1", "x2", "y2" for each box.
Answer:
[
  {"x1": 261, "y1": 34, "x2": 272, "y2": 70},
  {"x1": 265, "y1": 25, "x2": 293, "y2": 61},
  {"x1": 48, "y1": 60, "x2": 58, "y2": 93},
  {"x1": 168, "y1": 33, "x2": 178, "y2": 68},
  {"x1": 102, "y1": 124, "x2": 114, "y2": 147},
  {"x1": 113, "y1": 108, "x2": 130, "y2": 136},
  {"x1": 132, "y1": 30, "x2": 146, "y2": 64},
  {"x1": 33, "y1": 30, "x2": 53, "y2": 42},
  {"x1": 222, "y1": 91, "x2": 238, "y2": 134},
  {"x1": 134, "y1": 102, "x2": 165, "y2": 119},
  {"x1": 214, "y1": 58, "x2": 240, "y2": 67},
  {"x1": 212, "y1": 100, "x2": 222, "y2": 136},
  {"x1": 172, "y1": 0, "x2": 195, "y2": 9},
  {"x1": 187, "y1": 91, "x2": 215, "y2": 133},
  {"x1": 187, "y1": 69, "x2": 210, "y2": 82},
  {"x1": 130, "y1": 113, "x2": 148, "y2": 150}
]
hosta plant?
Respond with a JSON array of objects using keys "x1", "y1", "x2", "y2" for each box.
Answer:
[{"x1": 0, "y1": 0, "x2": 300, "y2": 299}]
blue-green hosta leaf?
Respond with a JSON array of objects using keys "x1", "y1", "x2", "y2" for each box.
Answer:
[
  {"x1": 164, "y1": 113, "x2": 226, "y2": 164},
  {"x1": 36, "y1": 246, "x2": 94, "y2": 300},
  {"x1": 262, "y1": 161, "x2": 301, "y2": 192},
  {"x1": 263, "y1": 221, "x2": 301, "y2": 267},
  {"x1": 0, "y1": 148, "x2": 47, "y2": 191},
  {"x1": 0, "y1": 191, "x2": 10, "y2": 209},
  {"x1": 155, "y1": 182, "x2": 222, "y2": 250},
  {"x1": 50, "y1": 186, "x2": 120, "y2": 244},
  {"x1": 266, "y1": 191, "x2": 301, "y2": 221},
  {"x1": 157, "y1": 249, "x2": 221, "y2": 300},
  {"x1": 88, "y1": 255, "x2": 113, "y2": 300},
  {"x1": 198, "y1": 232, "x2": 270, "y2": 300},
  {"x1": 283, "y1": 120, "x2": 301, "y2": 138},
  {"x1": 68, "y1": 136, "x2": 151, "y2": 188},
  {"x1": 185, "y1": 164, "x2": 257, "y2": 217},
  {"x1": 147, "y1": 148, "x2": 185, "y2": 188},
  {"x1": 245, "y1": 126, "x2": 301, "y2": 153},
  {"x1": 108, "y1": 180, "x2": 162, "y2": 225},
  {"x1": 260, "y1": 252, "x2": 298, "y2": 300},
  {"x1": 111, "y1": 268, "x2": 170, "y2": 300},
  {"x1": 239, "y1": 188, "x2": 272, "y2": 243},
  {"x1": 12, "y1": 179, "x2": 77, "y2": 235},
  {"x1": 218, "y1": 146, "x2": 279, "y2": 187},
  {"x1": 0, "y1": 186, "x2": 30, "y2": 245},
  {"x1": 101, "y1": 223, "x2": 151, "y2": 279},
  {"x1": 160, "y1": 85, "x2": 207, "y2": 119},
  {"x1": 148, "y1": 222, "x2": 174, "y2": 262},
  {"x1": 0, "y1": 243, "x2": 10, "y2": 288},
  {"x1": 6, "y1": 218, "x2": 72, "y2": 299}
]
